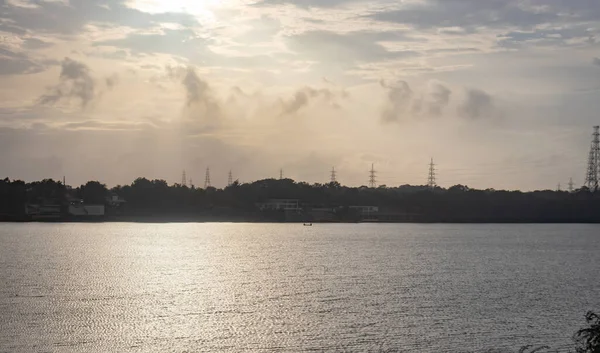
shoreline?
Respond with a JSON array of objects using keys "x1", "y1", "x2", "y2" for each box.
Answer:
[{"x1": 2, "y1": 218, "x2": 600, "y2": 224}]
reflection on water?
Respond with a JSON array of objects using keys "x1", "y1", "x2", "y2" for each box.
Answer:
[{"x1": 1, "y1": 223, "x2": 599, "y2": 352}]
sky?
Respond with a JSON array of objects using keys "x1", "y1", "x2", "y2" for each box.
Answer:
[{"x1": 0, "y1": 0, "x2": 599, "y2": 190}]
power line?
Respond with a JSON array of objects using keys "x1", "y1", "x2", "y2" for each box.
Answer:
[
  {"x1": 568, "y1": 178, "x2": 574, "y2": 193},
  {"x1": 584, "y1": 125, "x2": 600, "y2": 191},
  {"x1": 204, "y1": 167, "x2": 211, "y2": 189},
  {"x1": 369, "y1": 164, "x2": 377, "y2": 188},
  {"x1": 427, "y1": 158, "x2": 437, "y2": 189}
]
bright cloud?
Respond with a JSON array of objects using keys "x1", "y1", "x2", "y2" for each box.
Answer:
[{"x1": 0, "y1": 0, "x2": 599, "y2": 190}]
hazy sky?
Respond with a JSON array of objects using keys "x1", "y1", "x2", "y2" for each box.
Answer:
[{"x1": 1, "y1": 0, "x2": 599, "y2": 190}]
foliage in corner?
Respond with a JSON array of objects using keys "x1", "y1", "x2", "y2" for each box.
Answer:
[{"x1": 574, "y1": 312, "x2": 600, "y2": 353}]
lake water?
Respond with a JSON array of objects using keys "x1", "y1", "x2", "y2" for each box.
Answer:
[{"x1": 0, "y1": 223, "x2": 599, "y2": 352}]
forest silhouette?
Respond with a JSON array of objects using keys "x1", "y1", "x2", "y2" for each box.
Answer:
[{"x1": 2, "y1": 177, "x2": 600, "y2": 222}]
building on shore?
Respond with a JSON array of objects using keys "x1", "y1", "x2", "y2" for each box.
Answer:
[
  {"x1": 25, "y1": 204, "x2": 61, "y2": 220},
  {"x1": 68, "y1": 202, "x2": 105, "y2": 217},
  {"x1": 257, "y1": 199, "x2": 301, "y2": 211}
]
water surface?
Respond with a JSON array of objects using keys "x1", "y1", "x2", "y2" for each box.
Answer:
[{"x1": 1, "y1": 223, "x2": 599, "y2": 352}]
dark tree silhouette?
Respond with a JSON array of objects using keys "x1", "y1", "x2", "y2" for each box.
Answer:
[
  {"x1": 3, "y1": 176, "x2": 600, "y2": 222},
  {"x1": 78, "y1": 181, "x2": 108, "y2": 204},
  {"x1": 574, "y1": 312, "x2": 600, "y2": 353}
]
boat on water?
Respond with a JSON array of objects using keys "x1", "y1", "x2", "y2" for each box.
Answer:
[{"x1": 303, "y1": 223, "x2": 313, "y2": 226}]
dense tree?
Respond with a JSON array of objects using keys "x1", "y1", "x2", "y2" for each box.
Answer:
[
  {"x1": 2, "y1": 176, "x2": 600, "y2": 222},
  {"x1": 575, "y1": 312, "x2": 600, "y2": 353},
  {"x1": 26, "y1": 179, "x2": 66, "y2": 204},
  {"x1": 78, "y1": 181, "x2": 108, "y2": 204}
]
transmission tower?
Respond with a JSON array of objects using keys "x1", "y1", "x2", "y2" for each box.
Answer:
[
  {"x1": 568, "y1": 178, "x2": 574, "y2": 193},
  {"x1": 556, "y1": 183, "x2": 561, "y2": 192},
  {"x1": 189, "y1": 179, "x2": 194, "y2": 189},
  {"x1": 330, "y1": 167, "x2": 337, "y2": 183},
  {"x1": 181, "y1": 170, "x2": 187, "y2": 187},
  {"x1": 584, "y1": 126, "x2": 600, "y2": 191},
  {"x1": 427, "y1": 158, "x2": 437, "y2": 189},
  {"x1": 369, "y1": 164, "x2": 377, "y2": 188},
  {"x1": 204, "y1": 167, "x2": 211, "y2": 189},
  {"x1": 228, "y1": 170, "x2": 233, "y2": 186},
  {"x1": 279, "y1": 169, "x2": 283, "y2": 180}
]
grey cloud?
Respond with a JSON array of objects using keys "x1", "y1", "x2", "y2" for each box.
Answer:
[
  {"x1": 167, "y1": 66, "x2": 220, "y2": 120},
  {"x1": 280, "y1": 87, "x2": 341, "y2": 115},
  {"x1": 458, "y1": 89, "x2": 496, "y2": 120},
  {"x1": 95, "y1": 29, "x2": 279, "y2": 69},
  {"x1": 0, "y1": 107, "x2": 41, "y2": 122},
  {"x1": 427, "y1": 82, "x2": 452, "y2": 116},
  {"x1": 380, "y1": 80, "x2": 452, "y2": 122},
  {"x1": 594, "y1": 58, "x2": 600, "y2": 66},
  {"x1": 497, "y1": 26, "x2": 596, "y2": 49},
  {"x1": 370, "y1": 0, "x2": 555, "y2": 30},
  {"x1": 0, "y1": 47, "x2": 46, "y2": 75},
  {"x1": 182, "y1": 68, "x2": 211, "y2": 107},
  {"x1": 39, "y1": 57, "x2": 96, "y2": 107},
  {"x1": 93, "y1": 49, "x2": 128, "y2": 61},
  {"x1": 226, "y1": 86, "x2": 263, "y2": 106},
  {"x1": 60, "y1": 120, "x2": 153, "y2": 131},
  {"x1": 368, "y1": 0, "x2": 600, "y2": 33},
  {"x1": 22, "y1": 37, "x2": 53, "y2": 50},
  {"x1": 286, "y1": 30, "x2": 419, "y2": 64},
  {"x1": 1, "y1": 0, "x2": 199, "y2": 35},
  {"x1": 94, "y1": 28, "x2": 211, "y2": 59},
  {"x1": 282, "y1": 89, "x2": 321, "y2": 115},
  {"x1": 253, "y1": 0, "x2": 365, "y2": 9},
  {"x1": 105, "y1": 74, "x2": 119, "y2": 89},
  {"x1": 380, "y1": 80, "x2": 413, "y2": 123},
  {"x1": 528, "y1": 0, "x2": 600, "y2": 22},
  {"x1": 426, "y1": 47, "x2": 480, "y2": 55}
]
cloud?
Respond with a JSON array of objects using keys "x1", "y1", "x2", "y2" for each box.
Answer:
[
  {"x1": 380, "y1": 80, "x2": 452, "y2": 122},
  {"x1": 368, "y1": 0, "x2": 558, "y2": 30},
  {"x1": 594, "y1": 58, "x2": 600, "y2": 66},
  {"x1": 286, "y1": 30, "x2": 419, "y2": 64},
  {"x1": 380, "y1": 80, "x2": 413, "y2": 123},
  {"x1": 234, "y1": 15, "x2": 282, "y2": 43},
  {"x1": 280, "y1": 87, "x2": 338, "y2": 115},
  {"x1": 425, "y1": 82, "x2": 452, "y2": 116},
  {"x1": 1, "y1": 0, "x2": 199, "y2": 35},
  {"x1": 59, "y1": 120, "x2": 153, "y2": 131},
  {"x1": 39, "y1": 57, "x2": 96, "y2": 107},
  {"x1": 105, "y1": 74, "x2": 119, "y2": 89},
  {"x1": 94, "y1": 28, "x2": 211, "y2": 59},
  {"x1": 458, "y1": 89, "x2": 496, "y2": 120},
  {"x1": 497, "y1": 27, "x2": 596, "y2": 49},
  {"x1": 166, "y1": 66, "x2": 221, "y2": 123},
  {"x1": 253, "y1": 0, "x2": 364, "y2": 8},
  {"x1": 21, "y1": 37, "x2": 53, "y2": 50},
  {"x1": 0, "y1": 47, "x2": 47, "y2": 75},
  {"x1": 182, "y1": 68, "x2": 211, "y2": 107}
]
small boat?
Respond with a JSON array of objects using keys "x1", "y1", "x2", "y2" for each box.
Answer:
[{"x1": 303, "y1": 223, "x2": 313, "y2": 226}]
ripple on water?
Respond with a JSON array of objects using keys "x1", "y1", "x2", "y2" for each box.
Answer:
[{"x1": 0, "y1": 223, "x2": 599, "y2": 352}]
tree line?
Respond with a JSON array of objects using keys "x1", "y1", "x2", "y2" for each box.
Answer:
[{"x1": 2, "y1": 177, "x2": 600, "y2": 222}]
